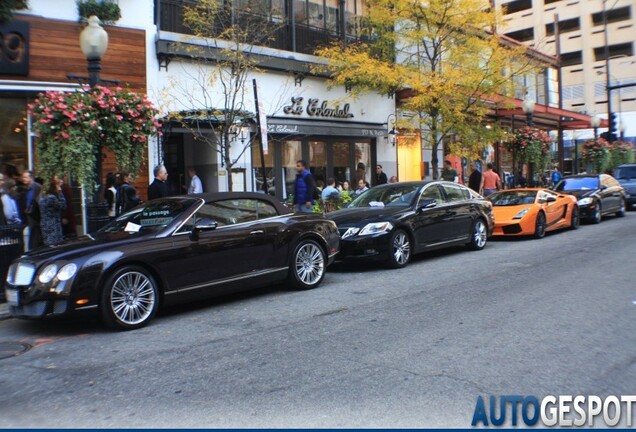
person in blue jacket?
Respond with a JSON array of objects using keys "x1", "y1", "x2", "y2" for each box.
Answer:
[{"x1": 293, "y1": 160, "x2": 315, "y2": 214}]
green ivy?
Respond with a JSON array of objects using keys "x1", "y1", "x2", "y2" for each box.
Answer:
[
  {"x1": 76, "y1": 0, "x2": 121, "y2": 24},
  {"x1": 0, "y1": 0, "x2": 28, "y2": 25}
]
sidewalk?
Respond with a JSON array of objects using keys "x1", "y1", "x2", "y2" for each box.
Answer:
[{"x1": 0, "y1": 302, "x2": 10, "y2": 320}]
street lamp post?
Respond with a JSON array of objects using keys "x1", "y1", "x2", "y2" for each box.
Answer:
[
  {"x1": 79, "y1": 16, "x2": 109, "y2": 89},
  {"x1": 521, "y1": 95, "x2": 535, "y2": 185},
  {"x1": 619, "y1": 122, "x2": 626, "y2": 140},
  {"x1": 591, "y1": 114, "x2": 601, "y2": 141}
]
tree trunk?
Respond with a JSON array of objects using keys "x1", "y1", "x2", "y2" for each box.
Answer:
[{"x1": 430, "y1": 115, "x2": 439, "y2": 180}]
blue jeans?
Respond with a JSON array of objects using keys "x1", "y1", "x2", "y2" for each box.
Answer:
[
  {"x1": 483, "y1": 189, "x2": 497, "y2": 196},
  {"x1": 295, "y1": 203, "x2": 313, "y2": 214}
]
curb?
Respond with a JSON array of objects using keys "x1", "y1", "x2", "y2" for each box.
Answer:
[{"x1": 0, "y1": 302, "x2": 11, "y2": 321}]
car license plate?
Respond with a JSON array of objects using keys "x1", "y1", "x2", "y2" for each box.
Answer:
[{"x1": 5, "y1": 289, "x2": 18, "y2": 306}]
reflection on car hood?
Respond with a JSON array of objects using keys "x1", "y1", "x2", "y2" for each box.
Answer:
[
  {"x1": 558, "y1": 189, "x2": 595, "y2": 199},
  {"x1": 22, "y1": 231, "x2": 155, "y2": 263},
  {"x1": 327, "y1": 206, "x2": 407, "y2": 226}
]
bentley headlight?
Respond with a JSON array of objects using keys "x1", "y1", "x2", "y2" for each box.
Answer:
[
  {"x1": 38, "y1": 264, "x2": 58, "y2": 284},
  {"x1": 513, "y1": 208, "x2": 530, "y2": 219},
  {"x1": 57, "y1": 263, "x2": 77, "y2": 281},
  {"x1": 578, "y1": 197, "x2": 593, "y2": 206},
  {"x1": 359, "y1": 222, "x2": 394, "y2": 236}
]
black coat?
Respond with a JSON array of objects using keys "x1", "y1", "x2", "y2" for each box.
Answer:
[
  {"x1": 468, "y1": 170, "x2": 482, "y2": 192},
  {"x1": 375, "y1": 172, "x2": 388, "y2": 185},
  {"x1": 148, "y1": 179, "x2": 170, "y2": 200}
]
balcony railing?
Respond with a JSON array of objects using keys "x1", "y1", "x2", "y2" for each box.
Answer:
[{"x1": 157, "y1": 0, "x2": 348, "y2": 56}]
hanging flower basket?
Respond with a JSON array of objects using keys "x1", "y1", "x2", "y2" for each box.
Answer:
[
  {"x1": 504, "y1": 126, "x2": 553, "y2": 171},
  {"x1": 28, "y1": 86, "x2": 161, "y2": 191},
  {"x1": 581, "y1": 138, "x2": 610, "y2": 174},
  {"x1": 608, "y1": 140, "x2": 635, "y2": 169}
]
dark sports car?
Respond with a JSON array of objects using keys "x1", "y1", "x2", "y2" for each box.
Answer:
[
  {"x1": 554, "y1": 174, "x2": 626, "y2": 223},
  {"x1": 4, "y1": 193, "x2": 339, "y2": 330},
  {"x1": 328, "y1": 181, "x2": 494, "y2": 268}
]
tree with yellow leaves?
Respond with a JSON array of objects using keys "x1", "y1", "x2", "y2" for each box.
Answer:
[{"x1": 317, "y1": 0, "x2": 540, "y2": 177}]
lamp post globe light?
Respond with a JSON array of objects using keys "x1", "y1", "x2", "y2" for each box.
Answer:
[
  {"x1": 590, "y1": 114, "x2": 602, "y2": 140},
  {"x1": 79, "y1": 16, "x2": 109, "y2": 88},
  {"x1": 522, "y1": 95, "x2": 535, "y2": 127}
]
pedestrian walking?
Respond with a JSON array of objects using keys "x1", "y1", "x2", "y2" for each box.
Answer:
[
  {"x1": 375, "y1": 165, "x2": 388, "y2": 185},
  {"x1": 441, "y1": 160, "x2": 459, "y2": 182},
  {"x1": 293, "y1": 160, "x2": 315, "y2": 214},
  {"x1": 551, "y1": 166, "x2": 563, "y2": 188},
  {"x1": 148, "y1": 165, "x2": 170, "y2": 200},
  {"x1": 104, "y1": 172, "x2": 118, "y2": 218},
  {"x1": 117, "y1": 172, "x2": 141, "y2": 215},
  {"x1": 18, "y1": 170, "x2": 42, "y2": 251},
  {"x1": 468, "y1": 161, "x2": 482, "y2": 193},
  {"x1": 479, "y1": 163, "x2": 502, "y2": 196},
  {"x1": 39, "y1": 176, "x2": 67, "y2": 245},
  {"x1": 187, "y1": 167, "x2": 203, "y2": 194}
]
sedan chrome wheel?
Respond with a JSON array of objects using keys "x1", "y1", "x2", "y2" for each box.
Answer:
[
  {"x1": 468, "y1": 220, "x2": 487, "y2": 250},
  {"x1": 387, "y1": 229, "x2": 411, "y2": 268},
  {"x1": 292, "y1": 241, "x2": 325, "y2": 289},
  {"x1": 101, "y1": 267, "x2": 159, "y2": 330}
]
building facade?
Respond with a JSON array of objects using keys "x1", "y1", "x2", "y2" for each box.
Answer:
[{"x1": 496, "y1": 0, "x2": 635, "y2": 142}]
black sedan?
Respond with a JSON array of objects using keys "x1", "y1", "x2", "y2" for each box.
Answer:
[
  {"x1": 328, "y1": 181, "x2": 494, "y2": 268},
  {"x1": 554, "y1": 174, "x2": 626, "y2": 223},
  {"x1": 4, "y1": 193, "x2": 339, "y2": 330}
]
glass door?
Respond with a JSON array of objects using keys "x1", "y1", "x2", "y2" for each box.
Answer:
[
  {"x1": 309, "y1": 140, "x2": 327, "y2": 187},
  {"x1": 280, "y1": 140, "x2": 302, "y2": 200}
]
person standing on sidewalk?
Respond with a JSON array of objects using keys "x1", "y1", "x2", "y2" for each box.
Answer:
[
  {"x1": 468, "y1": 161, "x2": 482, "y2": 193},
  {"x1": 148, "y1": 165, "x2": 170, "y2": 200},
  {"x1": 479, "y1": 163, "x2": 502, "y2": 196},
  {"x1": 39, "y1": 176, "x2": 67, "y2": 245},
  {"x1": 293, "y1": 160, "x2": 315, "y2": 214},
  {"x1": 187, "y1": 167, "x2": 203, "y2": 194}
]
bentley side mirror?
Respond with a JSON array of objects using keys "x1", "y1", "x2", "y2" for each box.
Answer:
[{"x1": 190, "y1": 218, "x2": 218, "y2": 241}]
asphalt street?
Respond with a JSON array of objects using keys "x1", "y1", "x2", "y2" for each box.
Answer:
[{"x1": 0, "y1": 212, "x2": 635, "y2": 428}]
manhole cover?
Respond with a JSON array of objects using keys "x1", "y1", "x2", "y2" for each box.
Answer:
[{"x1": 0, "y1": 342, "x2": 32, "y2": 360}]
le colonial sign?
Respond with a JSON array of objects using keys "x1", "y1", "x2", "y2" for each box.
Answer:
[{"x1": 283, "y1": 96, "x2": 355, "y2": 119}]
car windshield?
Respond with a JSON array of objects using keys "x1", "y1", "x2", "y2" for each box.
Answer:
[
  {"x1": 555, "y1": 177, "x2": 599, "y2": 191},
  {"x1": 348, "y1": 184, "x2": 421, "y2": 208},
  {"x1": 488, "y1": 191, "x2": 537, "y2": 206},
  {"x1": 615, "y1": 166, "x2": 636, "y2": 180},
  {"x1": 99, "y1": 199, "x2": 199, "y2": 234}
]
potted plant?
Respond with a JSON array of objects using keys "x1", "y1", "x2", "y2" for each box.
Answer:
[
  {"x1": 581, "y1": 137, "x2": 611, "y2": 174},
  {"x1": 505, "y1": 126, "x2": 553, "y2": 179},
  {"x1": 76, "y1": 0, "x2": 121, "y2": 24}
]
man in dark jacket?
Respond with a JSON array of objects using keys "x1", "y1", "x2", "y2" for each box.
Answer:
[
  {"x1": 375, "y1": 165, "x2": 388, "y2": 185},
  {"x1": 148, "y1": 165, "x2": 170, "y2": 200},
  {"x1": 468, "y1": 161, "x2": 482, "y2": 193},
  {"x1": 293, "y1": 160, "x2": 315, "y2": 213},
  {"x1": 18, "y1": 170, "x2": 42, "y2": 251}
]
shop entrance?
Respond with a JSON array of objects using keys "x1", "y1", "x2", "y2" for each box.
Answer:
[{"x1": 253, "y1": 137, "x2": 375, "y2": 200}]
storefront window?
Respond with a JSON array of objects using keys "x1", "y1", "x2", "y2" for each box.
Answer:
[
  {"x1": 0, "y1": 98, "x2": 29, "y2": 179},
  {"x1": 355, "y1": 142, "x2": 372, "y2": 184},
  {"x1": 294, "y1": 0, "x2": 308, "y2": 25},
  {"x1": 309, "y1": 141, "x2": 326, "y2": 186},
  {"x1": 333, "y1": 142, "x2": 351, "y2": 184},
  {"x1": 308, "y1": 0, "x2": 325, "y2": 28},
  {"x1": 325, "y1": 0, "x2": 338, "y2": 33},
  {"x1": 252, "y1": 139, "x2": 275, "y2": 195},
  {"x1": 281, "y1": 140, "x2": 302, "y2": 199}
]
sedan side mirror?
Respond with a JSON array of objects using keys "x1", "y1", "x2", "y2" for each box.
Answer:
[{"x1": 418, "y1": 199, "x2": 437, "y2": 211}]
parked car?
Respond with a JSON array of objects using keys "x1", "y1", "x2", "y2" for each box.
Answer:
[
  {"x1": 554, "y1": 174, "x2": 626, "y2": 223},
  {"x1": 488, "y1": 188, "x2": 579, "y2": 239},
  {"x1": 614, "y1": 164, "x2": 636, "y2": 210},
  {"x1": 4, "y1": 193, "x2": 340, "y2": 330},
  {"x1": 327, "y1": 181, "x2": 494, "y2": 268}
]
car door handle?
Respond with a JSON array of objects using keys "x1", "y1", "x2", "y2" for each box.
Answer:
[{"x1": 250, "y1": 230, "x2": 264, "y2": 235}]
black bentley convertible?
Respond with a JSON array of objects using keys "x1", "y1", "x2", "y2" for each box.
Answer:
[{"x1": 5, "y1": 193, "x2": 339, "y2": 330}]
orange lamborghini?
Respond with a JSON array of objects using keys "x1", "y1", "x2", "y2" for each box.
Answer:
[{"x1": 488, "y1": 188, "x2": 579, "y2": 238}]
